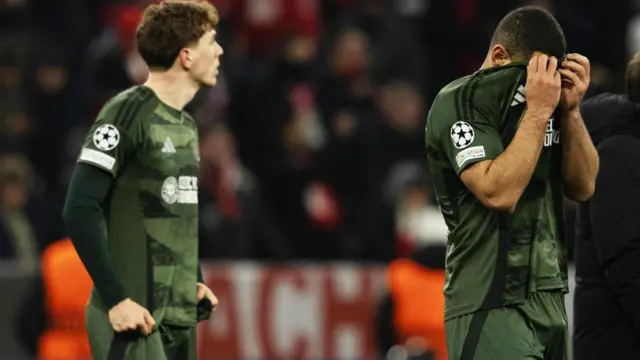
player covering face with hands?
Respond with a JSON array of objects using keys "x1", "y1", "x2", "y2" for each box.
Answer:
[
  {"x1": 63, "y1": 1, "x2": 223, "y2": 359},
  {"x1": 426, "y1": 6, "x2": 598, "y2": 360}
]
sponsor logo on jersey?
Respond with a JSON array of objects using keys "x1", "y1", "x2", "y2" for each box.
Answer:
[
  {"x1": 544, "y1": 117, "x2": 560, "y2": 147},
  {"x1": 161, "y1": 137, "x2": 177, "y2": 154},
  {"x1": 510, "y1": 85, "x2": 526, "y2": 107},
  {"x1": 161, "y1": 176, "x2": 198, "y2": 204},
  {"x1": 93, "y1": 124, "x2": 120, "y2": 151},
  {"x1": 450, "y1": 121, "x2": 475, "y2": 149},
  {"x1": 455, "y1": 145, "x2": 485, "y2": 167}
]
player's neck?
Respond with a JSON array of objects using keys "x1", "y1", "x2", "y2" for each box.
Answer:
[{"x1": 144, "y1": 71, "x2": 198, "y2": 111}]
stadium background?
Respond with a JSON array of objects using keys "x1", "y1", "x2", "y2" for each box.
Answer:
[{"x1": 0, "y1": 0, "x2": 632, "y2": 358}]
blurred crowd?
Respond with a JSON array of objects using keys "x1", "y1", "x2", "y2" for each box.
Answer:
[{"x1": 0, "y1": 0, "x2": 634, "y2": 267}]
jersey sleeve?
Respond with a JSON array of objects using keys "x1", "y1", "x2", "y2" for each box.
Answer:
[
  {"x1": 437, "y1": 109, "x2": 504, "y2": 176},
  {"x1": 77, "y1": 99, "x2": 143, "y2": 176}
]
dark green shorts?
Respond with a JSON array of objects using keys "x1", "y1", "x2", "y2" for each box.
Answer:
[
  {"x1": 445, "y1": 291, "x2": 568, "y2": 360},
  {"x1": 86, "y1": 303, "x2": 197, "y2": 360}
]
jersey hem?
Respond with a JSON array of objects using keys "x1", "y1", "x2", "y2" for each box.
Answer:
[
  {"x1": 77, "y1": 159, "x2": 116, "y2": 177},
  {"x1": 530, "y1": 283, "x2": 568, "y2": 293},
  {"x1": 455, "y1": 154, "x2": 498, "y2": 176},
  {"x1": 444, "y1": 304, "x2": 479, "y2": 321}
]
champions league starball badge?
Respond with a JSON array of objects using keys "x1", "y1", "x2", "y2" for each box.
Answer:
[
  {"x1": 450, "y1": 121, "x2": 475, "y2": 149},
  {"x1": 93, "y1": 124, "x2": 120, "y2": 151}
]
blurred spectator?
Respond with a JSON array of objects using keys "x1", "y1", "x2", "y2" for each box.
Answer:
[
  {"x1": 198, "y1": 123, "x2": 293, "y2": 259},
  {"x1": 376, "y1": 245, "x2": 447, "y2": 360},
  {"x1": 23, "y1": 35, "x2": 75, "y2": 193},
  {"x1": 14, "y1": 238, "x2": 92, "y2": 358},
  {"x1": 0, "y1": 154, "x2": 38, "y2": 270},
  {"x1": 83, "y1": 5, "x2": 147, "y2": 114},
  {"x1": 389, "y1": 167, "x2": 447, "y2": 257}
]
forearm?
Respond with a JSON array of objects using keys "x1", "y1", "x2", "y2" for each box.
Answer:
[
  {"x1": 62, "y1": 164, "x2": 127, "y2": 309},
  {"x1": 561, "y1": 109, "x2": 599, "y2": 202},
  {"x1": 481, "y1": 111, "x2": 548, "y2": 208}
]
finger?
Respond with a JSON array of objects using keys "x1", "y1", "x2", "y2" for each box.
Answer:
[
  {"x1": 196, "y1": 286, "x2": 207, "y2": 302},
  {"x1": 144, "y1": 311, "x2": 156, "y2": 328},
  {"x1": 112, "y1": 323, "x2": 124, "y2": 332},
  {"x1": 528, "y1": 56, "x2": 538, "y2": 74},
  {"x1": 561, "y1": 60, "x2": 587, "y2": 82},
  {"x1": 137, "y1": 321, "x2": 151, "y2": 336},
  {"x1": 546, "y1": 56, "x2": 558, "y2": 75},
  {"x1": 123, "y1": 321, "x2": 137, "y2": 331},
  {"x1": 537, "y1": 54, "x2": 549, "y2": 73},
  {"x1": 566, "y1": 53, "x2": 590, "y2": 73},
  {"x1": 210, "y1": 292, "x2": 219, "y2": 306},
  {"x1": 559, "y1": 69, "x2": 581, "y2": 87},
  {"x1": 554, "y1": 71, "x2": 562, "y2": 86}
]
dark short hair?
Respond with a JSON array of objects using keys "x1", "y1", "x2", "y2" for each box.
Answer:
[
  {"x1": 136, "y1": 0, "x2": 219, "y2": 70},
  {"x1": 490, "y1": 6, "x2": 566, "y2": 60},
  {"x1": 626, "y1": 54, "x2": 640, "y2": 104}
]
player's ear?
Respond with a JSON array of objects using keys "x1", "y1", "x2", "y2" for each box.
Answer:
[
  {"x1": 490, "y1": 44, "x2": 511, "y2": 66},
  {"x1": 178, "y1": 48, "x2": 193, "y2": 70}
]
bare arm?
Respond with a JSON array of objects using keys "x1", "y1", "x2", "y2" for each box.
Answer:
[
  {"x1": 460, "y1": 54, "x2": 562, "y2": 212},
  {"x1": 560, "y1": 108, "x2": 599, "y2": 201},
  {"x1": 461, "y1": 111, "x2": 549, "y2": 212},
  {"x1": 558, "y1": 54, "x2": 599, "y2": 202}
]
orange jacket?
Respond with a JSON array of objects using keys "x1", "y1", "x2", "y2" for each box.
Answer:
[
  {"x1": 39, "y1": 238, "x2": 92, "y2": 360},
  {"x1": 388, "y1": 258, "x2": 447, "y2": 360}
]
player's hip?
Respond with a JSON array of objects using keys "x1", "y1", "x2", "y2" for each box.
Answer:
[
  {"x1": 445, "y1": 290, "x2": 567, "y2": 360},
  {"x1": 84, "y1": 303, "x2": 196, "y2": 360}
]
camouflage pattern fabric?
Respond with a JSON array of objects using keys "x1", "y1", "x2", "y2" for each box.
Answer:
[
  {"x1": 425, "y1": 62, "x2": 568, "y2": 321},
  {"x1": 77, "y1": 85, "x2": 200, "y2": 326}
]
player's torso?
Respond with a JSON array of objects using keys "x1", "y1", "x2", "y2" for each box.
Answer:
[
  {"x1": 111, "y1": 101, "x2": 201, "y2": 325},
  {"x1": 426, "y1": 64, "x2": 566, "y2": 318}
]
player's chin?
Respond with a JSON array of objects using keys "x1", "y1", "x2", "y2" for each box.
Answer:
[{"x1": 199, "y1": 76, "x2": 217, "y2": 88}]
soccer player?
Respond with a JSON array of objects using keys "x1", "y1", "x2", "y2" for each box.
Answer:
[
  {"x1": 62, "y1": 1, "x2": 223, "y2": 359},
  {"x1": 425, "y1": 7, "x2": 599, "y2": 360}
]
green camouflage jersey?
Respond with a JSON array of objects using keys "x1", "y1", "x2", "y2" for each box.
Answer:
[
  {"x1": 78, "y1": 86, "x2": 200, "y2": 326},
  {"x1": 425, "y1": 62, "x2": 568, "y2": 321}
]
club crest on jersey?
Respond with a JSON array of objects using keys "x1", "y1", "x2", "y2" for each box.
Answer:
[
  {"x1": 161, "y1": 176, "x2": 198, "y2": 204},
  {"x1": 93, "y1": 124, "x2": 120, "y2": 151},
  {"x1": 450, "y1": 121, "x2": 475, "y2": 149}
]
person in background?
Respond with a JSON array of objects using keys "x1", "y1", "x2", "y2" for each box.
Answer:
[
  {"x1": 376, "y1": 244, "x2": 447, "y2": 360},
  {"x1": 573, "y1": 53, "x2": 640, "y2": 359},
  {"x1": 14, "y1": 237, "x2": 93, "y2": 359},
  {"x1": 0, "y1": 153, "x2": 38, "y2": 271}
]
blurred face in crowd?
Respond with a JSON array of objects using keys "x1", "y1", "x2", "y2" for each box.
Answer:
[
  {"x1": 182, "y1": 30, "x2": 224, "y2": 87},
  {"x1": 401, "y1": 186, "x2": 430, "y2": 211},
  {"x1": 332, "y1": 110, "x2": 359, "y2": 140},
  {"x1": 379, "y1": 81, "x2": 424, "y2": 134},
  {"x1": 284, "y1": 35, "x2": 317, "y2": 65},
  {"x1": 0, "y1": 181, "x2": 27, "y2": 210},
  {"x1": 332, "y1": 28, "x2": 369, "y2": 77},
  {"x1": 0, "y1": 65, "x2": 20, "y2": 90},
  {"x1": 201, "y1": 127, "x2": 235, "y2": 167},
  {"x1": 36, "y1": 64, "x2": 69, "y2": 94}
]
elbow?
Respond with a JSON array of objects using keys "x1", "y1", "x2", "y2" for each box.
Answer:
[
  {"x1": 565, "y1": 180, "x2": 596, "y2": 203},
  {"x1": 61, "y1": 200, "x2": 76, "y2": 228},
  {"x1": 483, "y1": 192, "x2": 518, "y2": 213}
]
